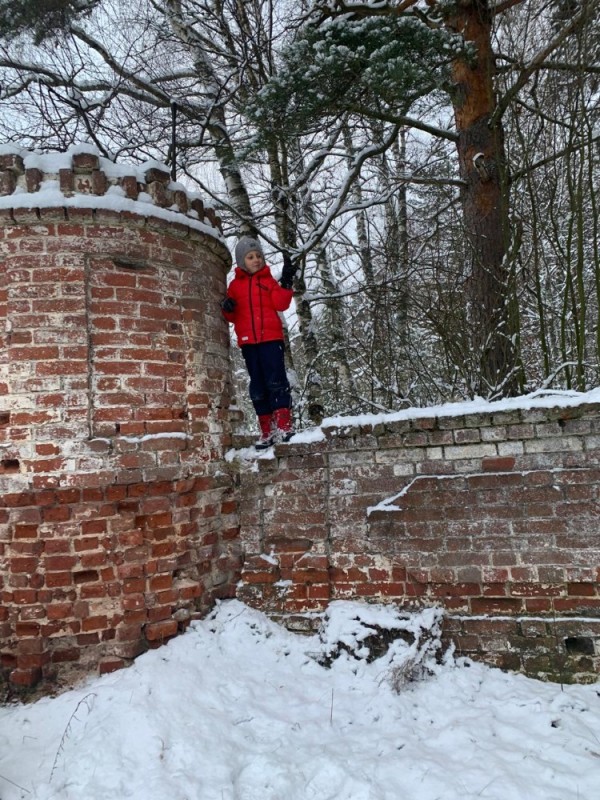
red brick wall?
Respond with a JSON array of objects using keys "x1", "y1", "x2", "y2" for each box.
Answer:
[
  {"x1": 236, "y1": 405, "x2": 600, "y2": 682},
  {"x1": 0, "y1": 150, "x2": 240, "y2": 691}
]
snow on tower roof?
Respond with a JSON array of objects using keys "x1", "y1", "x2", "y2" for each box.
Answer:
[{"x1": 0, "y1": 143, "x2": 224, "y2": 241}]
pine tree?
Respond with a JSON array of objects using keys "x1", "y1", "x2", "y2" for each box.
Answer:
[{"x1": 0, "y1": 0, "x2": 99, "y2": 43}]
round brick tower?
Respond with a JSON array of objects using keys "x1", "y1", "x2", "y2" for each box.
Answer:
[{"x1": 0, "y1": 146, "x2": 240, "y2": 691}]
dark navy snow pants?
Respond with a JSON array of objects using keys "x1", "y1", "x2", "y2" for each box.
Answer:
[{"x1": 241, "y1": 341, "x2": 291, "y2": 416}]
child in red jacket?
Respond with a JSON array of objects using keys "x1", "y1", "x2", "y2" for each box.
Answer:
[{"x1": 221, "y1": 236, "x2": 297, "y2": 448}]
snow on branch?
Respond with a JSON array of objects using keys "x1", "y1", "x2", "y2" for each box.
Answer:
[
  {"x1": 492, "y1": 0, "x2": 598, "y2": 126},
  {"x1": 297, "y1": 125, "x2": 401, "y2": 258}
]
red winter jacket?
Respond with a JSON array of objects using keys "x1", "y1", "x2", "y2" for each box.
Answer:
[{"x1": 222, "y1": 264, "x2": 293, "y2": 346}]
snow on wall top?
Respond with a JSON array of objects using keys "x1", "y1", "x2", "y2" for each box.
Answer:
[{"x1": 0, "y1": 143, "x2": 224, "y2": 241}]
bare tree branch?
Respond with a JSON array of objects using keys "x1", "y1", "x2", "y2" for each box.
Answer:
[
  {"x1": 510, "y1": 131, "x2": 600, "y2": 183},
  {"x1": 296, "y1": 125, "x2": 401, "y2": 257},
  {"x1": 492, "y1": 0, "x2": 600, "y2": 126}
]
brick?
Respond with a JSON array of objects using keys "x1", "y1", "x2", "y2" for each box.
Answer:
[
  {"x1": 44, "y1": 539, "x2": 71, "y2": 554},
  {"x1": 470, "y1": 597, "x2": 523, "y2": 614},
  {"x1": 15, "y1": 621, "x2": 40, "y2": 636},
  {"x1": 431, "y1": 582, "x2": 481, "y2": 598},
  {"x1": 73, "y1": 152, "x2": 100, "y2": 172},
  {"x1": 10, "y1": 557, "x2": 39, "y2": 573},
  {"x1": 9, "y1": 667, "x2": 42, "y2": 687},
  {"x1": 48, "y1": 602, "x2": 73, "y2": 620},
  {"x1": 122, "y1": 595, "x2": 145, "y2": 611},
  {"x1": 306, "y1": 584, "x2": 330, "y2": 599},
  {"x1": 52, "y1": 648, "x2": 81, "y2": 663},
  {"x1": 44, "y1": 555, "x2": 77, "y2": 571},
  {"x1": 45, "y1": 572, "x2": 74, "y2": 588},
  {"x1": 290, "y1": 569, "x2": 329, "y2": 584},
  {"x1": 99, "y1": 657, "x2": 126, "y2": 675},
  {"x1": 149, "y1": 574, "x2": 173, "y2": 591},
  {"x1": 567, "y1": 582, "x2": 597, "y2": 597},
  {"x1": 145, "y1": 619, "x2": 177, "y2": 641},
  {"x1": 147, "y1": 605, "x2": 173, "y2": 622},
  {"x1": 482, "y1": 456, "x2": 515, "y2": 471},
  {"x1": 19, "y1": 605, "x2": 46, "y2": 621},
  {"x1": 155, "y1": 589, "x2": 177, "y2": 605},
  {"x1": 177, "y1": 580, "x2": 202, "y2": 602},
  {"x1": 11, "y1": 589, "x2": 37, "y2": 604},
  {"x1": 74, "y1": 537, "x2": 100, "y2": 551},
  {"x1": 509, "y1": 583, "x2": 563, "y2": 598},
  {"x1": 123, "y1": 578, "x2": 146, "y2": 594},
  {"x1": 0, "y1": 154, "x2": 24, "y2": 175},
  {"x1": 240, "y1": 571, "x2": 277, "y2": 585},
  {"x1": 454, "y1": 428, "x2": 482, "y2": 444},
  {"x1": 42, "y1": 506, "x2": 71, "y2": 522},
  {"x1": 82, "y1": 615, "x2": 108, "y2": 632},
  {"x1": 79, "y1": 552, "x2": 107, "y2": 568}
]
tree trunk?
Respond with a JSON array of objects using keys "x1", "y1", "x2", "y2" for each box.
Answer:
[
  {"x1": 166, "y1": 0, "x2": 257, "y2": 235},
  {"x1": 294, "y1": 276, "x2": 326, "y2": 424},
  {"x1": 314, "y1": 244, "x2": 356, "y2": 405},
  {"x1": 268, "y1": 141, "x2": 326, "y2": 424},
  {"x1": 447, "y1": 0, "x2": 523, "y2": 396}
]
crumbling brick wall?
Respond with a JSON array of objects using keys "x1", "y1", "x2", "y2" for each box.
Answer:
[
  {"x1": 236, "y1": 403, "x2": 600, "y2": 682},
  {"x1": 3, "y1": 145, "x2": 599, "y2": 691},
  {"x1": 0, "y1": 148, "x2": 240, "y2": 691}
]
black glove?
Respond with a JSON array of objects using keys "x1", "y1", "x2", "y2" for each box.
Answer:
[
  {"x1": 221, "y1": 297, "x2": 236, "y2": 313},
  {"x1": 279, "y1": 250, "x2": 297, "y2": 289}
]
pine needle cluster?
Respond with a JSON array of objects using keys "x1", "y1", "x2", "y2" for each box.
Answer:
[
  {"x1": 0, "y1": 0, "x2": 99, "y2": 44},
  {"x1": 251, "y1": 15, "x2": 463, "y2": 141}
]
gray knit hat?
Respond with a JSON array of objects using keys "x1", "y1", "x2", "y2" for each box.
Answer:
[{"x1": 235, "y1": 236, "x2": 264, "y2": 268}]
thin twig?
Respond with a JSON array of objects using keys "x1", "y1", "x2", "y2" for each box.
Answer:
[
  {"x1": 0, "y1": 772, "x2": 31, "y2": 794},
  {"x1": 50, "y1": 693, "x2": 97, "y2": 782}
]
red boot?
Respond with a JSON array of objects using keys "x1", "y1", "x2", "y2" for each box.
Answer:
[
  {"x1": 255, "y1": 413, "x2": 274, "y2": 450},
  {"x1": 273, "y1": 407, "x2": 293, "y2": 443}
]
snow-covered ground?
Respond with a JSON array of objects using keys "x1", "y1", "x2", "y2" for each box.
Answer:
[{"x1": 1, "y1": 600, "x2": 599, "y2": 800}]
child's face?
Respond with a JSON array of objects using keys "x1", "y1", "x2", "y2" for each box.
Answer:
[{"x1": 243, "y1": 249, "x2": 265, "y2": 274}]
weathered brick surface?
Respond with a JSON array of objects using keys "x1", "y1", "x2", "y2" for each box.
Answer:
[
  {"x1": 4, "y1": 146, "x2": 599, "y2": 689},
  {"x1": 0, "y1": 149, "x2": 240, "y2": 692},
  {"x1": 236, "y1": 405, "x2": 600, "y2": 682}
]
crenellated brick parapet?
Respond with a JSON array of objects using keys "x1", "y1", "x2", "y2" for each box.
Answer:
[
  {"x1": 235, "y1": 397, "x2": 600, "y2": 683},
  {"x1": 0, "y1": 146, "x2": 240, "y2": 693},
  {"x1": 0, "y1": 145, "x2": 222, "y2": 232}
]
